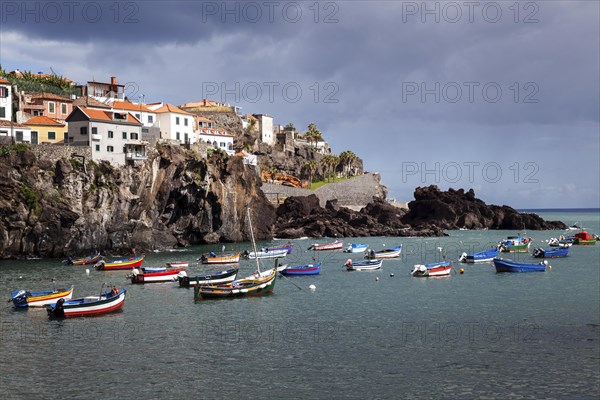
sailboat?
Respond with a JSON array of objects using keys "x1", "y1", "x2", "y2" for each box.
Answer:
[{"x1": 194, "y1": 205, "x2": 277, "y2": 300}]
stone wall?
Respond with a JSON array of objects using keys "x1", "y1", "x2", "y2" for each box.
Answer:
[{"x1": 30, "y1": 144, "x2": 91, "y2": 163}]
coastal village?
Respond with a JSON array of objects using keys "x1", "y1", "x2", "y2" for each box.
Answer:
[{"x1": 0, "y1": 69, "x2": 363, "y2": 198}]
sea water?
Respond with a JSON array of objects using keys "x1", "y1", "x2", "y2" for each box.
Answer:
[{"x1": 0, "y1": 210, "x2": 598, "y2": 399}]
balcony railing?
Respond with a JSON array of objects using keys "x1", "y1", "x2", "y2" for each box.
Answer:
[{"x1": 125, "y1": 152, "x2": 148, "y2": 160}]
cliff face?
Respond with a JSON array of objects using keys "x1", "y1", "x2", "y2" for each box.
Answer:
[
  {"x1": 0, "y1": 144, "x2": 273, "y2": 259},
  {"x1": 403, "y1": 186, "x2": 567, "y2": 230}
]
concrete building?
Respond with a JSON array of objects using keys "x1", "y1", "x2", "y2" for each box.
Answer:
[
  {"x1": 148, "y1": 103, "x2": 195, "y2": 144},
  {"x1": 24, "y1": 116, "x2": 67, "y2": 144},
  {"x1": 0, "y1": 77, "x2": 12, "y2": 122},
  {"x1": 254, "y1": 114, "x2": 274, "y2": 145},
  {"x1": 66, "y1": 106, "x2": 146, "y2": 166}
]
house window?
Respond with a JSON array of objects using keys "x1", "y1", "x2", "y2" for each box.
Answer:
[
  {"x1": 33, "y1": 110, "x2": 42, "y2": 116},
  {"x1": 176, "y1": 117, "x2": 180, "y2": 125},
  {"x1": 184, "y1": 133, "x2": 189, "y2": 143},
  {"x1": 48, "y1": 131, "x2": 56, "y2": 140},
  {"x1": 148, "y1": 115, "x2": 153, "y2": 123},
  {"x1": 130, "y1": 132, "x2": 138, "y2": 140},
  {"x1": 16, "y1": 131, "x2": 23, "y2": 142},
  {"x1": 61, "y1": 103, "x2": 67, "y2": 115},
  {"x1": 0, "y1": 87, "x2": 8, "y2": 97},
  {"x1": 0, "y1": 107, "x2": 4, "y2": 118},
  {"x1": 0, "y1": 130, "x2": 8, "y2": 135},
  {"x1": 95, "y1": 144, "x2": 100, "y2": 151},
  {"x1": 122, "y1": 131, "x2": 127, "y2": 139},
  {"x1": 123, "y1": 146, "x2": 127, "y2": 153},
  {"x1": 135, "y1": 113, "x2": 140, "y2": 120},
  {"x1": 63, "y1": 132, "x2": 68, "y2": 142},
  {"x1": 80, "y1": 127, "x2": 87, "y2": 135},
  {"x1": 176, "y1": 132, "x2": 180, "y2": 141},
  {"x1": 108, "y1": 130, "x2": 114, "y2": 139},
  {"x1": 48, "y1": 102, "x2": 55, "y2": 114},
  {"x1": 107, "y1": 146, "x2": 114, "y2": 152},
  {"x1": 92, "y1": 127, "x2": 98, "y2": 135},
  {"x1": 220, "y1": 142, "x2": 225, "y2": 148},
  {"x1": 184, "y1": 118, "x2": 188, "y2": 126}
]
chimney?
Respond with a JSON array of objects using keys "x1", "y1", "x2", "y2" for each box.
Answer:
[{"x1": 111, "y1": 77, "x2": 117, "y2": 85}]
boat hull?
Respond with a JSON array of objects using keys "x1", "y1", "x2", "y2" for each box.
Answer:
[
  {"x1": 130, "y1": 268, "x2": 186, "y2": 284},
  {"x1": 200, "y1": 253, "x2": 240, "y2": 264},
  {"x1": 345, "y1": 260, "x2": 383, "y2": 271},
  {"x1": 166, "y1": 262, "x2": 189, "y2": 268},
  {"x1": 280, "y1": 263, "x2": 321, "y2": 275},
  {"x1": 493, "y1": 258, "x2": 546, "y2": 273},
  {"x1": 248, "y1": 249, "x2": 288, "y2": 259},
  {"x1": 366, "y1": 246, "x2": 402, "y2": 259},
  {"x1": 64, "y1": 253, "x2": 102, "y2": 266},
  {"x1": 344, "y1": 244, "x2": 368, "y2": 253},
  {"x1": 46, "y1": 289, "x2": 127, "y2": 318},
  {"x1": 533, "y1": 247, "x2": 569, "y2": 258},
  {"x1": 96, "y1": 256, "x2": 145, "y2": 270},
  {"x1": 11, "y1": 286, "x2": 74, "y2": 308},
  {"x1": 194, "y1": 271, "x2": 277, "y2": 300},
  {"x1": 310, "y1": 241, "x2": 344, "y2": 251},
  {"x1": 411, "y1": 261, "x2": 452, "y2": 277},
  {"x1": 574, "y1": 239, "x2": 596, "y2": 245},
  {"x1": 178, "y1": 268, "x2": 239, "y2": 287}
]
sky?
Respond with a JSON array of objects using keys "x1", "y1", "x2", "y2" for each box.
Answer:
[{"x1": 1, "y1": 0, "x2": 599, "y2": 208}]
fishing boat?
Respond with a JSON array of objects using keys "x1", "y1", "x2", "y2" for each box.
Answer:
[
  {"x1": 533, "y1": 247, "x2": 569, "y2": 258},
  {"x1": 166, "y1": 261, "x2": 189, "y2": 268},
  {"x1": 63, "y1": 252, "x2": 102, "y2": 266},
  {"x1": 10, "y1": 285, "x2": 74, "y2": 308},
  {"x1": 344, "y1": 243, "x2": 369, "y2": 253},
  {"x1": 94, "y1": 255, "x2": 144, "y2": 270},
  {"x1": 459, "y1": 248, "x2": 498, "y2": 263},
  {"x1": 365, "y1": 245, "x2": 402, "y2": 259},
  {"x1": 411, "y1": 261, "x2": 452, "y2": 277},
  {"x1": 574, "y1": 231, "x2": 596, "y2": 245},
  {"x1": 344, "y1": 259, "x2": 383, "y2": 271},
  {"x1": 498, "y1": 236, "x2": 532, "y2": 253},
  {"x1": 280, "y1": 263, "x2": 321, "y2": 275},
  {"x1": 178, "y1": 268, "x2": 239, "y2": 287},
  {"x1": 548, "y1": 237, "x2": 573, "y2": 248},
  {"x1": 245, "y1": 248, "x2": 289, "y2": 259},
  {"x1": 194, "y1": 268, "x2": 277, "y2": 300},
  {"x1": 493, "y1": 258, "x2": 547, "y2": 273},
  {"x1": 194, "y1": 205, "x2": 277, "y2": 300},
  {"x1": 130, "y1": 267, "x2": 186, "y2": 284},
  {"x1": 46, "y1": 287, "x2": 127, "y2": 318},
  {"x1": 565, "y1": 223, "x2": 582, "y2": 231},
  {"x1": 263, "y1": 243, "x2": 294, "y2": 254},
  {"x1": 199, "y1": 253, "x2": 240, "y2": 264},
  {"x1": 308, "y1": 241, "x2": 344, "y2": 251}
]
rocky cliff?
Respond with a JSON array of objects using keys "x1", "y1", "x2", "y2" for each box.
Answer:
[
  {"x1": 403, "y1": 186, "x2": 567, "y2": 230},
  {"x1": 0, "y1": 144, "x2": 273, "y2": 259},
  {"x1": 273, "y1": 186, "x2": 567, "y2": 238}
]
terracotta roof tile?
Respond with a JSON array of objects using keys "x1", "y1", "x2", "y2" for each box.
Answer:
[
  {"x1": 73, "y1": 96, "x2": 111, "y2": 109},
  {"x1": 0, "y1": 120, "x2": 28, "y2": 128},
  {"x1": 0, "y1": 77, "x2": 10, "y2": 85},
  {"x1": 78, "y1": 106, "x2": 142, "y2": 124},
  {"x1": 153, "y1": 103, "x2": 193, "y2": 115},
  {"x1": 24, "y1": 116, "x2": 65, "y2": 126},
  {"x1": 31, "y1": 92, "x2": 71, "y2": 101},
  {"x1": 111, "y1": 101, "x2": 153, "y2": 113}
]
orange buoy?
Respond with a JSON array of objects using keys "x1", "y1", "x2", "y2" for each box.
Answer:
[{"x1": 459, "y1": 268, "x2": 464, "y2": 274}]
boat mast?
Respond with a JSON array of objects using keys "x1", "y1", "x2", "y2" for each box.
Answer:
[{"x1": 246, "y1": 204, "x2": 261, "y2": 274}]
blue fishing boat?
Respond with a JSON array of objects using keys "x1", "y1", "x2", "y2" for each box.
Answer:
[
  {"x1": 344, "y1": 243, "x2": 369, "y2": 253},
  {"x1": 459, "y1": 248, "x2": 498, "y2": 263},
  {"x1": 264, "y1": 242, "x2": 294, "y2": 254},
  {"x1": 280, "y1": 263, "x2": 321, "y2": 275},
  {"x1": 533, "y1": 247, "x2": 569, "y2": 258},
  {"x1": 493, "y1": 258, "x2": 547, "y2": 273}
]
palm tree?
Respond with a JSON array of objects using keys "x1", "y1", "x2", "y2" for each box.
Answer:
[
  {"x1": 339, "y1": 150, "x2": 357, "y2": 177},
  {"x1": 306, "y1": 123, "x2": 323, "y2": 148},
  {"x1": 302, "y1": 160, "x2": 318, "y2": 185},
  {"x1": 320, "y1": 154, "x2": 339, "y2": 183}
]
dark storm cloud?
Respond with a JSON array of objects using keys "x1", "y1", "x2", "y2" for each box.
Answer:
[{"x1": 1, "y1": 0, "x2": 598, "y2": 207}]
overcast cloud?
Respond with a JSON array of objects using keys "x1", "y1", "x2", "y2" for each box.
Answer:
[{"x1": 1, "y1": 0, "x2": 598, "y2": 208}]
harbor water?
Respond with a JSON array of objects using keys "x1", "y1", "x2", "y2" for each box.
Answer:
[{"x1": 1, "y1": 210, "x2": 598, "y2": 399}]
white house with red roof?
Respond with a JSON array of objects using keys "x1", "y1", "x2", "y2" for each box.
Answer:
[
  {"x1": 0, "y1": 77, "x2": 12, "y2": 122},
  {"x1": 0, "y1": 120, "x2": 32, "y2": 143},
  {"x1": 77, "y1": 77, "x2": 125, "y2": 103},
  {"x1": 66, "y1": 106, "x2": 146, "y2": 165},
  {"x1": 148, "y1": 103, "x2": 195, "y2": 144},
  {"x1": 197, "y1": 126, "x2": 235, "y2": 155}
]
